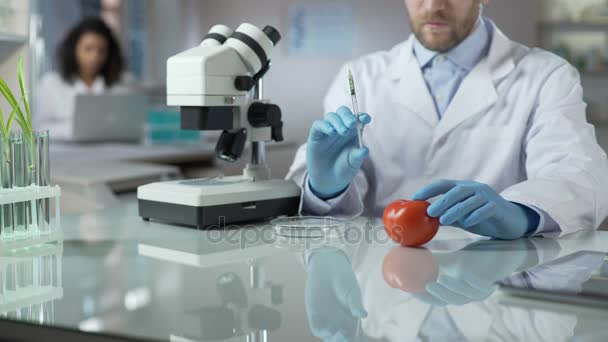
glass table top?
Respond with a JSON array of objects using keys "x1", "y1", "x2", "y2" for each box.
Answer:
[{"x1": 1, "y1": 202, "x2": 608, "y2": 342}]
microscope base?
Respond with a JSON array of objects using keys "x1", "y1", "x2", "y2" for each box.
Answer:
[{"x1": 137, "y1": 176, "x2": 301, "y2": 229}]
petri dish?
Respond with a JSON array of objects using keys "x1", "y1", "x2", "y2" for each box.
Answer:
[{"x1": 271, "y1": 216, "x2": 346, "y2": 238}]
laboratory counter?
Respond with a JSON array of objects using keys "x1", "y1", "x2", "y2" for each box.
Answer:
[
  {"x1": 49, "y1": 141, "x2": 299, "y2": 215},
  {"x1": 1, "y1": 201, "x2": 608, "y2": 341}
]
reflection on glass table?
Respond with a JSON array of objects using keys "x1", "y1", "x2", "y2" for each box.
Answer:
[
  {"x1": 355, "y1": 236, "x2": 608, "y2": 342},
  {"x1": 305, "y1": 247, "x2": 367, "y2": 342},
  {"x1": 136, "y1": 225, "x2": 286, "y2": 342},
  {"x1": 173, "y1": 271, "x2": 282, "y2": 342},
  {"x1": 499, "y1": 251, "x2": 608, "y2": 308},
  {"x1": 0, "y1": 242, "x2": 63, "y2": 324},
  {"x1": 383, "y1": 239, "x2": 553, "y2": 306},
  {"x1": 0, "y1": 207, "x2": 606, "y2": 342}
]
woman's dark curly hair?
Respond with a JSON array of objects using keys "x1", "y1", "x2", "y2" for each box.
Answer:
[{"x1": 57, "y1": 17, "x2": 124, "y2": 87}]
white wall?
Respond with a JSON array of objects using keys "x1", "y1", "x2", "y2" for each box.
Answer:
[
  {"x1": 485, "y1": 0, "x2": 538, "y2": 46},
  {"x1": 143, "y1": 0, "x2": 182, "y2": 85},
  {"x1": 178, "y1": 0, "x2": 538, "y2": 145}
]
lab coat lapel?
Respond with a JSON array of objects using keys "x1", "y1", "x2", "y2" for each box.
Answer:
[
  {"x1": 386, "y1": 38, "x2": 439, "y2": 127},
  {"x1": 433, "y1": 21, "x2": 516, "y2": 141},
  {"x1": 433, "y1": 58, "x2": 498, "y2": 139}
]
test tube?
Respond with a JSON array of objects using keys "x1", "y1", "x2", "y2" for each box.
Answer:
[
  {"x1": 0, "y1": 263, "x2": 4, "y2": 297},
  {"x1": 36, "y1": 130, "x2": 50, "y2": 232},
  {"x1": 19, "y1": 306, "x2": 29, "y2": 322},
  {"x1": 6, "y1": 263, "x2": 16, "y2": 292},
  {"x1": 17, "y1": 260, "x2": 26, "y2": 291},
  {"x1": 0, "y1": 133, "x2": 12, "y2": 237},
  {"x1": 40, "y1": 254, "x2": 50, "y2": 287},
  {"x1": 25, "y1": 131, "x2": 37, "y2": 231},
  {"x1": 10, "y1": 132, "x2": 27, "y2": 235},
  {"x1": 33, "y1": 303, "x2": 42, "y2": 324},
  {"x1": 26, "y1": 258, "x2": 34, "y2": 288},
  {"x1": 32, "y1": 253, "x2": 39, "y2": 287},
  {"x1": 42, "y1": 302, "x2": 51, "y2": 324},
  {"x1": 51, "y1": 251, "x2": 57, "y2": 288}
]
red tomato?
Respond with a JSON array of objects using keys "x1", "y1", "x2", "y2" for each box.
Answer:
[
  {"x1": 383, "y1": 200, "x2": 439, "y2": 247},
  {"x1": 382, "y1": 246, "x2": 439, "y2": 293}
]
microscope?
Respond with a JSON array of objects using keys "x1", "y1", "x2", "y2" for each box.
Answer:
[{"x1": 138, "y1": 24, "x2": 301, "y2": 229}]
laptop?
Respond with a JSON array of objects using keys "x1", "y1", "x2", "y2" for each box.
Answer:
[{"x1": 71, "y1": 94, "x2": 148, "y2": 142}]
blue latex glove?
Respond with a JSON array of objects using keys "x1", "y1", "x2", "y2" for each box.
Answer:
[
  {"x1": 306, "y1": 248, "x2": 367, "y2": 342},
  {"x1": 412, "y1": 180, "x2": 540, "y2": 240},
  {"x1": 307, "y1": 106, "x2": 372, "y2": 199}
]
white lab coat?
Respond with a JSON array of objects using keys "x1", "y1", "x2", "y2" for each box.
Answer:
[
  {"x1": 286, "y1": 20, "x2": 608, "y2": 237},
  {"x1": 34, "y1": 72, "x2": 134, "y2": 140}
]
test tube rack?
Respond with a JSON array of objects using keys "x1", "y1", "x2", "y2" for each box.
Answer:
[
  {"x1": 0, "y1": 242, "x2": 63, "y2": 322},
  {"x1": 0, "y1": 185, "x2": 62, "y2": 251}
]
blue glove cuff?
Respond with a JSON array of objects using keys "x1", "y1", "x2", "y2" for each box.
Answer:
[
  {"x1": 308, "y1": 177, "x2": 348, "y2": 201},
  {"x1": 513, "y1": 203, "x2": 541, "y2": 236}
]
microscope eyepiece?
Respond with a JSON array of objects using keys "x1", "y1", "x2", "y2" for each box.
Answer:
[
  {"x1": 262, "y1": 26, "x2": 281, "y2": 46},
  {"x1": 200, "y1": 24, "x2": 233, "y2": 47},
  {"x1": 225, "y1": 23, "x2": 281, "y2": 75}
]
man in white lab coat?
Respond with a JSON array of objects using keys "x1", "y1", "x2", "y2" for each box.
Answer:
[{"x1": 286, "y1": 0, "x2": 608, "y2": 238}]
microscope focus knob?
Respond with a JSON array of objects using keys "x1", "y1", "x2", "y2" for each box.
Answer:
[
  {"x1": 248, "y1": 102, "x2": 284, "y2": 142},
  {"x1": 248, "y1": 102, "x2": 282, "y2": 127},
  {"x1": 235, "y1": 76, "x2": 255, "y2": 91}
]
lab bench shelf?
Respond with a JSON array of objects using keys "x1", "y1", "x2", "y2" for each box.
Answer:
[
  {"x1": 0, "y1": 33, "x2": 27, "y2": 44},
  {"x1": 581, "y1": 71, "x2": 608, "y2": 78},
  {"x1": 539, "y1": 21, "x2": 608, "y2": 32}
]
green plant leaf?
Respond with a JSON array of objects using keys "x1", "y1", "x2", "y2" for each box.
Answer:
[
  {"x1": 17, "y1": 57, "x2": 31, "y2": 128},
  {"x1": 5, "y1": 95, "x2": 29, "y2": 135},
  {"x1": 0, "y1": 77, "x2": 20, "y2": 110},
  {"x1": 6, "y1": 103, "x2": 18, "y2": 131},
  {"x1": 15, "y1": 95, "x2": 31, "y2": 132},
  {"x1": 0, "y1": 107, "x2": 6, "y2": 138},
  {"x1": 0, "y1": 78, "x2": 28, "y2": 133},
  {"x1": 13, "y1": 115, "x2": 26, "y2": 131}
]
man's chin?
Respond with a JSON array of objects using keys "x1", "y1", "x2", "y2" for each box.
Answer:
[{"x1": 417, "y1": 34, "x2": 457, "y2": 53}]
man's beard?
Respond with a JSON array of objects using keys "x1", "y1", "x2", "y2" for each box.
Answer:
[{"x1": 410, "y1": 7, "x2": 480, "y2": 53}]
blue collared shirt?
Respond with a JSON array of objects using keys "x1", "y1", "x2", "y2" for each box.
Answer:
[{"x1": 413, "y1": 18, "x2": 491, "y2": 118}]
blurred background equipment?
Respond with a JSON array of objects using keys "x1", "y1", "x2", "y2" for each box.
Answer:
[
  {"x1": 538, "y1": 0, "x2": 608, "y2": 126},
  {"x1": 70, "y1": 94, "x2": 147, "y2": 143},
  {"x1": 143, "y1": 106, "x2": 202, "y2": 146}
]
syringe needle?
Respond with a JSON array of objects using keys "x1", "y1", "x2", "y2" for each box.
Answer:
[{"x1": 348, "y1": 69, "x2": 364, "y2": 149}]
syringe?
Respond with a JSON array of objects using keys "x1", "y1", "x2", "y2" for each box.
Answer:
[{"x1": 348, "y1": 69, "x2": 364, "y2": 149}]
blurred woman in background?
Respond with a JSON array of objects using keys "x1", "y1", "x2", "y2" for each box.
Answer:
[{"x1": 35, "y1": 17, "x2": 133, "y2": 140}]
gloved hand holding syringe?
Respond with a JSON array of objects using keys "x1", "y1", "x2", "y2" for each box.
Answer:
[
  {"x1": 305, "y1": 67, "x2": 372, "y2": 200},
  {"x1": 348, "y1": 69, "x2": 364, "y2": 149}
]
